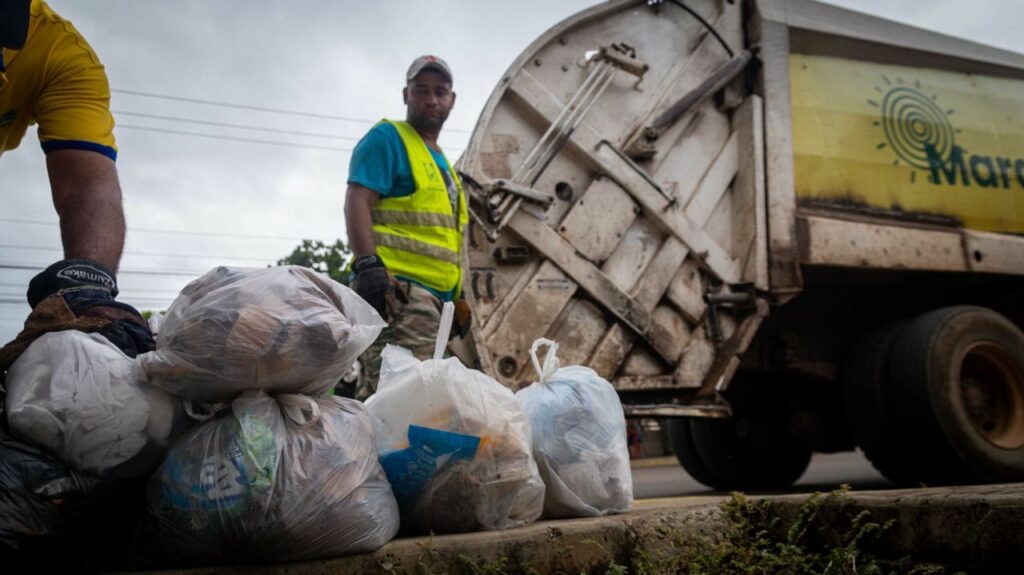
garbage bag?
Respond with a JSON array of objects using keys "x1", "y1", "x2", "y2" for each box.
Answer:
[
  {"x1": 139, "y1": 266, "x2": 385, "y2": 402},
  {"x1": 516, "y1": 339, "x2": 632, "y2": 518},
  {"x1": 0, "y1": 425, "x2": 144, "y2": 569},
  {"x1": 5, "y1": 330, "x2": 189, "y2": 478},
  {"x1": 146, "y1": 390, "x2": 399, "y2": 564},
  {"x1": 367, "y1": 303, "x2": 544, "y2": 534}
]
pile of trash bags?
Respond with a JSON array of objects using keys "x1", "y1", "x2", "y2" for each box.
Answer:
[
  {"x1": 1, "y1": 266, "x2": 396, "y2": 567},
  {"x1": 1, "y1": 264, "x2": 635, "y2": 568},
  {"x1": 367, "y1": 304, "x2": 545, "y2": 534}
]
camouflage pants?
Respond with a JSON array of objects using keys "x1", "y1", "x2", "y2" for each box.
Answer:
[{"x1": 355, "y1": 280, "x2": 443, "y2": 401}]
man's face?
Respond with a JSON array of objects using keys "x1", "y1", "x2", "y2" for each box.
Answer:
[{"x1": 403, "y1": 70, "x2": 455, "y2": 133}]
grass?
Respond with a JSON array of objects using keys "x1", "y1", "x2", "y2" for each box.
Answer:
[{"x1": 373, "y1": 488, "x2": 968, "y2": 575}]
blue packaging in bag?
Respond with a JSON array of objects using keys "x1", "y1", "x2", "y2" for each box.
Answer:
[{"x1": 379, "y1": 425, "x2": 480, "y2": 512}]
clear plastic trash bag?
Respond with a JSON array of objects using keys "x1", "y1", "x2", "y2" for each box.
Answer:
[
  {"x1": 516, "y1": 339, "x2": 633, "y2": 518},
  {"x1": 5, "y1": 330, "x2": 189, "y2": 478},
  {"x1": 145, "y1": 390, "x2": 399, "y2": 564},
  {"x1": 139, "y1": 266, "x2": 385, "y2": 402},
  {"x1": 367, "y1": 303, "x2": 544, "y2": 534}
]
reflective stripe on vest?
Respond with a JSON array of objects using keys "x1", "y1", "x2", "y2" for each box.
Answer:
[{"x1": 371, "y1": 120, "x2": 468, "y2": 299}]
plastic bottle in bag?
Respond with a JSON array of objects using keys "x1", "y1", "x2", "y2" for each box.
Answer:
[
  {"x1": 139, "y1": 266, "x2": 386, "y2": 402},
  {"x1": 145, "y1": 390, "x2": 399, "y2": 564},
  {"x1": 516, "y1": 338, "x2": 633, "y2": 518},
  {"x1": 367, "y1": 303, "x2": 545, "y2": 534}
]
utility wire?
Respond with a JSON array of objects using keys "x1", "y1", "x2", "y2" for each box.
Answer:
[
  {"x1": 117, "y1": 124, "x2": 354, "y2": 152},
  {"x1": 0, "y1": 263, "x2": 208, "y2": 278},
  {"x1": 0, "y1": 243, "x2": 276, "y2": 263},
  {"x1": 0, "y1": 218, "x2": 311, "y2": 241},
  {"x1": 111, "y1": 88, "x2": 472, "y2": 134},
  {"x1": 113, "y1": 110, "x2": 364, "y2": 141},
  {"x1": 117, "y1": 124, "x2": 465, "y2": 154}
]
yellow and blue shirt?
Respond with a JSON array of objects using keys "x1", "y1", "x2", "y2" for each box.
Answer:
[{"x1": 0, "y1": 0, "x2": 117, "y2": 160}]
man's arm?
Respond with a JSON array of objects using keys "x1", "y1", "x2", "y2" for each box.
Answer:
[
  {"x1": 345, "y1": 182, "x2": 380, "y2": 259},
  {"x1": 46, "y1": 149, "x2": 125, "y2": 272}
]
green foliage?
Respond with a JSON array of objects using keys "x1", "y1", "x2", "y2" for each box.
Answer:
[
  {"x1": 276, "y1": 239, "x2": 352, "y2": 285},
  {"x1": 371, "y1": 489, "x2": 966, "y2": 575},
  {"x1": 630, "y1": 488, "x2": 966, "y2": 575}
]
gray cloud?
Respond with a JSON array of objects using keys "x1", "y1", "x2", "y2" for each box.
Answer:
[{"x1": 1, "y1": 0, "x2": 1020, "y2": 341}]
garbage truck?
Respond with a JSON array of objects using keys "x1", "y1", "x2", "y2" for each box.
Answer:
[{"x1": 453, "y1": 0, "x2": 1024, "y2": 490}]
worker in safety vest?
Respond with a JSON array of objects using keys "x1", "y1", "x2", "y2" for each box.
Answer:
[
  {"x1": 0, "y1": 0, "x2": 153, "y2": 375},
  {"x1": 345, "y1": 55, "x2": 470, "y2": 401}
]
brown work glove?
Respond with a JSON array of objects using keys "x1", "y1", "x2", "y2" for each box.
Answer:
[{"x1": 450, "y1": 298, "x2": 472, "y2": 340}]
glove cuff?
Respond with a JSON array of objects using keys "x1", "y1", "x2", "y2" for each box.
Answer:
[{"x1": 27, "y1": 259, "x2": 119, "y2": 309}]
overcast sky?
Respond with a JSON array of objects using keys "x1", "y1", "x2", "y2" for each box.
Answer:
[{"x1": 1, "y1": 0, "x2": 1020, "y2": 342}]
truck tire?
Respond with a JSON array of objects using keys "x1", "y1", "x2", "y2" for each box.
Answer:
[
  {"x1": 842, "y1": 322, "x2": 918, "y2": 485},
  {"x1": 684, "y1": 383, "x2": 812, "y2": 490},
  {"x1": 666, "y1": 418, "x2": 722, "y2": 488},
  {"x1": 888, "y1": 306, "x2": 1024, "y2": 484}
]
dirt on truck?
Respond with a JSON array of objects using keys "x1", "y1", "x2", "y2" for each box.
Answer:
[{"x1": 452, "y1": 0, "x2": 1024, "y2": 491}]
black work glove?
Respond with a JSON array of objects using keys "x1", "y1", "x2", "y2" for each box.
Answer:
[
  {"x1": 25, "y1": 259, "x2": 155, "y2": 357},
  {"x1": 352, "y1": 255, "x2": 391, "y2": 320},
  {"x1": 451, "y1": 298, "x2": 472, "y2": 340}
]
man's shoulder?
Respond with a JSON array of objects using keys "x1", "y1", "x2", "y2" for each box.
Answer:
[{"x1": 353, "y1": 121, "x2": 405, "y2": 160}]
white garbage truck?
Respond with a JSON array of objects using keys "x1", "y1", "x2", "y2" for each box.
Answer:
[{"x1": 453, "y1": 0, "x2": 1024, "y2": 489}]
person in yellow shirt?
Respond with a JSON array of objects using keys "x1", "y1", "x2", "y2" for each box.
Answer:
[{"x1": 0, "y1": 0, "x2": 153, "y2": 369}]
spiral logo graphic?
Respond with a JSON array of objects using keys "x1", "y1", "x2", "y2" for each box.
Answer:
[
  {"x1": 880, "y1": 86, "x2": 954, "y2": 169},
  {"x1": 871, "y1": 77, "x2": 957, "y2": 180}
]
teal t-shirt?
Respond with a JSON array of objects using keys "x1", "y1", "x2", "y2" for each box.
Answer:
[{"x1": 347, "y1": 122, "x2": 459, "y2": 301}]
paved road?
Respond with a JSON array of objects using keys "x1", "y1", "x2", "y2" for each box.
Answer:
[{"x1": 632, "y1": 450, "x2": 894, "y2": 499}]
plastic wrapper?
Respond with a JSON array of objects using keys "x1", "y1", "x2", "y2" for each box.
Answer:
[
  {"x1": 145, "y1": 390, "x2": 399, "y2": 564},
  {"x1": 516, "y1": 339, "x2": 632, "y2": 518},
  {"x1": 5, "y1": 330, "x2": 189, "y2": 478},
  {"x1": 0, "y1": 426, "x2": 143, "y2": 569},
  {"x1": 367, "y1": 303, "x2": 544, "y2": 534},
  {"x1": 139, "y1": 266, "x2": 386, "y2": 402}
]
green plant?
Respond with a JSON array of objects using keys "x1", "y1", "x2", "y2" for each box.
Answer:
[{"x1": 276, "y1": 238, "x2": 352, "y2": 284}]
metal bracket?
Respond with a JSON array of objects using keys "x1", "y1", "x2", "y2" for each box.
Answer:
[{"x1": 623, "y1": 397, "x2": 732, "y2": 419}]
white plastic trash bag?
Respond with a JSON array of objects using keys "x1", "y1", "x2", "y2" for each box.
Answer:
[
  {"x1": 145, "y1": 390, "x2": 399, "y2": 564},
  {"x1": 367, "y1": 303, "x2": 545, "y2": 534},
  {"x1": 516, "y1": 338, "x2": 633, "y2": 518},
  {"x1": 5, "y1": 330, "x2": 188, "y2": 478},
  {"x1": 139, "y1": 266, "x2": 386, "y2": 401}
]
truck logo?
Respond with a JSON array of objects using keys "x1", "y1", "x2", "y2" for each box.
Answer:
[{"x1": 872, "y1": 76, "x2": 1024, "y2": 189}]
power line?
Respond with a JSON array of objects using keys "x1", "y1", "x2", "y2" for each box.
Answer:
[
  {"x1": 111, "y1": 88, "x2": 472, "y2": 134},
  {"x1": 117, "y1": 123, "x2": 465, "y2": 154},
  {"x1": 0, "y1": 243, "x2": 276, "y2": 263},
  {"x1": 0, "y1": 218, "x2": 313, "y2": 242},
  {"x1": 0, "y1": 263, "x2": 207, "y2": 278},
  {"x1": 113, "y1": 110, "x2": 364, "y2": 142},
  {"x1": 117, "y1": 124, "x2": 354, "y2": 152}
]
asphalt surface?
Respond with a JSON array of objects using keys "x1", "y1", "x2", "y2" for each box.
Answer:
[{"x1": 632, "y1": 450, "x2": 894, "y2": 499}]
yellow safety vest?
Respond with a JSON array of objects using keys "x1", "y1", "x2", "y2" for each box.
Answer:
[{"x1": 372, "y1": 120, "x2": 468, "y2": 300}]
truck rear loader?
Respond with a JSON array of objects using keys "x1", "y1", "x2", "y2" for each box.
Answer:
[{"x1": 453, "y1": 0, "x2": 1024, "y2": 489}]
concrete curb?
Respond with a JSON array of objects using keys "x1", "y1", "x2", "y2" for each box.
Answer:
[{"x1": 116, "y1": 484, "x2": 1024, "y2": 574}]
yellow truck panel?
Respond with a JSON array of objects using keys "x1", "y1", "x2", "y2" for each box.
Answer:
[{"x1": 790, "y1": 54, "x2": 1024, "y2": 233}]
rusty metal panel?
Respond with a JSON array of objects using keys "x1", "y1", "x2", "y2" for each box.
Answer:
[
  {"x1": 964, "y1": 230, "x2": 1024, "y2": 276},
  {"x1": 798, "y1": 215, "x2": 967, "y2": 271},
  {"x1": 558, "y1": 178, "x2": 638, "y2": 264}
]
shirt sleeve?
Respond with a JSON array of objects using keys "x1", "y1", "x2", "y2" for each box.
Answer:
[
  {"x1": 33, "y1": 23, "x2": 117, "y2": 161},
  {"x1": 347, "y1": 123, "x2": 403, "y2": 197}
]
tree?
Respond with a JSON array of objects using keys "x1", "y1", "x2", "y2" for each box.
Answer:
[{"x1": 276, "y1": 239, "x2": 352, "y2": 285}]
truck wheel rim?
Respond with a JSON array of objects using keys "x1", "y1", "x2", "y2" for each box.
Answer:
[{"x1": 959, "y1": 343, "x2": 1024, "y2": 450}]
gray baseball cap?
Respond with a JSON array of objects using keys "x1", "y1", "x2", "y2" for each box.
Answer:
[{"x1": 407, "y1": 55, "x2": 453, "y2": 84}]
